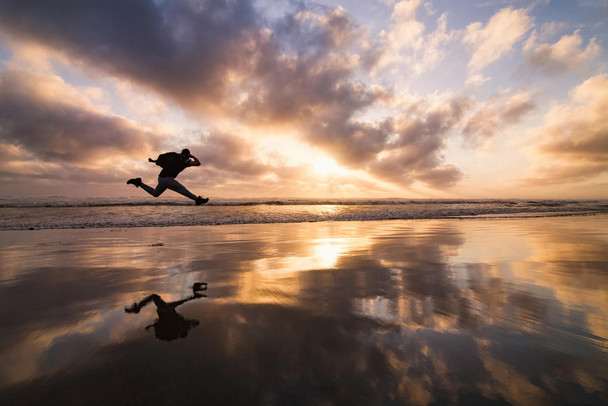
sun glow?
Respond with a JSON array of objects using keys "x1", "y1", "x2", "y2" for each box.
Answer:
[{"x1": 313, "y1": 156, "x2": 342, "y2": 177}]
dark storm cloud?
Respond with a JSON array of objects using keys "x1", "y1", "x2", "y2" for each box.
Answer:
[
  {"x1": 0, "y1": 68, "x2": 162, "y2": 164},
  {"x1": 0, "y1": 0, "x2": 375, "y2": 143},
  {"x1": 0, "y1": 0, "x2": 264, "y2": 111},
  {"x1": 0, "y1": 0, "x2": 369, "y2": 125}
]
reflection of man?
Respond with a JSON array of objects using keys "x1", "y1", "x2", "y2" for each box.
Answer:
[
  {"x1": 127, "y1": 148, "x2": 209, "y2": 205},
  {"x1": 125, "y1": 283, "x2": 207, "y2": 341}
]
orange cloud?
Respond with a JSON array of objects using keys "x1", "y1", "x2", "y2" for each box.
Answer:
[
  {"x1": 521, "y1": 74, "x2": 608, "y2": 186},
  {"x1": 524, "y1": 29, "x2": 600, "y2": 74}
]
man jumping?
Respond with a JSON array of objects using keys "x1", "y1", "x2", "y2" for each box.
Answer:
[{"x1": 127, "y1": 148, "x2": 209, "y2": 205}]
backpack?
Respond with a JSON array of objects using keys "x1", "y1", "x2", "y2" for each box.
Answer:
[{"x1": 155, "y1": 152, "x2": 183, "y2": 169}]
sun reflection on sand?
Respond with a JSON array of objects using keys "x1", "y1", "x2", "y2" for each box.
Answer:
[
  {"x1": 313, "y1": 239, "x2": 344, "y2": 268},
  {"x1": 236, "y1": 234, "x2": 358, "y2": 304}
]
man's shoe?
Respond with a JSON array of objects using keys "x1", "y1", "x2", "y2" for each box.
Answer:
[
  {"x1": 195, "y1": 196, "x2": 209, "y2": 205},
  {"x1": 193, "y1": 282, "x2": 208, "y2": 292},
  {"x1": 124, "y1": 303, "x2": 141, "y2": 313},
  {"x1": 127, "y1": 178, "x2": 142, "y2": 187}
]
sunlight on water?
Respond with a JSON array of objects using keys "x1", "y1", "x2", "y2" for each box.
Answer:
[
  {"x1": 1, "y1": 216, "x2": 607, "y2": 404},
  {"x1": 313, "y1": 239, "x2": 343, "y2": 269}
]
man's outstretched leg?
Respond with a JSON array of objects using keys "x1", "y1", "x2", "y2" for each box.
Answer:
[
  {"x1": 127, "y1": 177, "x2": 168, "y2": 197},
  {"x1": 162, "y1": 177, "x2": 209, "y2": 205},
  {"x1": 127, "y1": 176, "x2": 208, "y2": 205}
]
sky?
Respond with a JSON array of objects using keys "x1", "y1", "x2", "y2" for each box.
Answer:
[{"x1": 0, "y1": 0, "x2": 606, "y2": 199}]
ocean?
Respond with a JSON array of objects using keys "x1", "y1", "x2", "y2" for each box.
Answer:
[{"x1": 1, "y1": 197, "x2": 606, "y2": 230}]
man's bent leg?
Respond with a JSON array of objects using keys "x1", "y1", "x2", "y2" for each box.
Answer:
[
  {"x1": 163, "y1": 177, "x2": 198, "y2": 200},
  {"x1": 140, "y1": 178, "x2": 168, "y2": 197}
]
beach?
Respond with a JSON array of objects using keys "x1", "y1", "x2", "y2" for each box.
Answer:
[{"x1": 1, "y1": 215, "x2": 607, "y2": 405}]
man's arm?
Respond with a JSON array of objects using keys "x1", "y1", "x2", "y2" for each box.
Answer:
[{"x1": 187, "y1": 154, "x2": 201, "y2": 167}]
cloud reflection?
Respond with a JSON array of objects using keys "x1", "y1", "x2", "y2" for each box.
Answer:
[{"x1": 1, "y1": 217, "x2": 607, "y2": 404}]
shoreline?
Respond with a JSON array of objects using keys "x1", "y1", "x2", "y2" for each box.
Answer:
[{"x1": 1, "y1": 205, "x2": 606, "y2": 231}]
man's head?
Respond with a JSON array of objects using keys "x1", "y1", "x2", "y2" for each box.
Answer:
[{"x1": 181, "y1": 148, "x2": 190, "y2": 156}]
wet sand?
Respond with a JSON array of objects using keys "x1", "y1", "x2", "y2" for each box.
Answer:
[{"x1": 1, "y1": 216, "x2": 607, "y2": 405}]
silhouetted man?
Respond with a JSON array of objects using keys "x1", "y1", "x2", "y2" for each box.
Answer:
[
  {"x1": 127, "y1": 148, "x2": 209, "y2": 205},
  {"x1": 125, "y1": 283, "x2": 208, "y2": 341}
]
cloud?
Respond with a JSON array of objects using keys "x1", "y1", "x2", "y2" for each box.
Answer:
[
  {"x1": 521, "y1": 74, "x2": 608, "y2": 185},
  {"x1": 462, "y1": 90, "x2": 536, "y2": 148},
  {"x1": 290, "y1": 6, "x2": 360, "y2": 51},
  {"x1": 501, "y1": 91, "x2": 536, "y2": 123},
  {"x1": 0, "y1": 0, "x2": 269, "y2": 116},
  {"x1": 386, "y1": 0, "x2": 425, "y2": 49},
  {"x1": 463, "y1": 7, "x2": 533, "y2": 73},
  {"x1": 523, "y1": 29, "x2": 600, "y2": 74},
  {"x1": 349, "y1": 96, "x2": 473, "y2": 188},
  {"x1": 534, "y1": 75, "x2": 607, "y2": 162},
  {"x1": 0, "y1": 66, "x2": 330, "y2": 196},
  {"x1": 0, "y1": 0, "x2": 379, "y2": 131},
  {"x1": 234, "y1": 6, "x2": 375, "y2": 126},
  {"x1": 213, "y1": 3, "x2": 467, "y2": 189},
  {"x1": 462, "y1": 107, "x2": 500, "y2": 146},
  {"x1": 375, "y1": 0, "x2": 455, "y2": 76},
  {"x1": 411, "y1": 12, "x2": 454, "y2": 75},
  {"x1": 0, "y1": 67, "x2": 164, "y2": 165},
  {"x1": 536, "y1": 22, "x2": 568, "y2": 42},
  {"x1": 0, "y1": 0, "x2": 472, "y2": 192},
  {"x1": 465, "y1": 74, "x2": 490, "y2": 87},
  {"x1": 194, "y1": 131, "x2": 271, "y2": 177}
]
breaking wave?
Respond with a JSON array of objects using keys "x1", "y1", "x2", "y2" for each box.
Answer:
[{"x1": 0, "y1": 196, "x2": 604, "y2": 208}]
